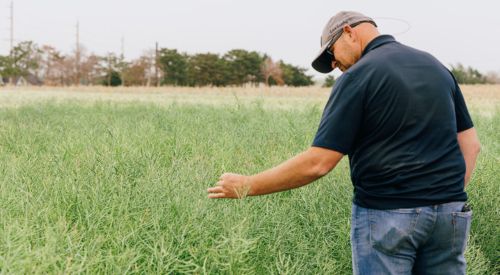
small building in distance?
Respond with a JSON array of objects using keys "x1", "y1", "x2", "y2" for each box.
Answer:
[{"x1": 1, "y1": 74, "x2": 43, "y2": 86}]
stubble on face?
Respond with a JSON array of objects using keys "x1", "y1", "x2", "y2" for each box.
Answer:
[
  {"x1": 336, "y1": 61, "x2": 348, "y2": 72},
  {"x1": 335, "y1": 43, "x2": 359, "y2": 72}
]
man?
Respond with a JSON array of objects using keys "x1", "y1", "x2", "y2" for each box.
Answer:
[{"x1": 207, "y1": 11, "x2": 481, "y2": 275}]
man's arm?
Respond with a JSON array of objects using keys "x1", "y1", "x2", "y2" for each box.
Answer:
[
  {"x1": 207, "y1": 147, "x2": 344, "y2": 199},
  {"x1": 457, "y1": 127, "x2": 481, "y2": 187}
]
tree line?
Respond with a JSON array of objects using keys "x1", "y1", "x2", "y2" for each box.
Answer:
[
  {"x1": 0, "y1": 41, "x2": 314, "y2": 87},
  {"x1": 1, "y1": 41, "x2": 497, "y2": 87},
  {"x1": 450, "y1": 63, "x2": 499, "y2": 85},
  {"x1": 320, "y1": 64, "x2": 499, "y2": 87}
]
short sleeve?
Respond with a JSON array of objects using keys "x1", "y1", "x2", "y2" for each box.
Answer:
[
  {"x1": 452, "y1": 80, "x2": 474, "y2": 132},
  {"x1": 312, "y1": 73, "x2": 364, "y2": 154}
]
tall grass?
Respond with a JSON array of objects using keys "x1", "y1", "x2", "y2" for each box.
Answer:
[{"x1": 0, "y1": 101, "x2": 497, "y2": 274}]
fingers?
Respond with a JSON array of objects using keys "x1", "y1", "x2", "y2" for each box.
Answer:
[
  {"x1": 208, "y1": 193, "x2": 228, "y2": 199},
  {"x1": 207, "y1": 186, "x2": 223, "y2": 193},
  {"x1": 208, "y1": 173, "x2": 242, "y2": 199},
  {"x1": 207, "y1": 187, "x2": 231, "y2": 199},
  {"x1": 207, "y1": 186, "x2": 229, "y2": 199}
]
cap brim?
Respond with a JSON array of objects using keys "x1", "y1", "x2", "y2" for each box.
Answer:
[{"x1": 312, "y1": 42, "x2": 333, "y2": 74}]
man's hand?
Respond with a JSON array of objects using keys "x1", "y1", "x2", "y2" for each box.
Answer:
[
  {"x1": 207, "y1": 173, "x2": 252, "y2": 199},
  {"x1": 207, "y1": 147, "x2": 344, "y2": 199}
]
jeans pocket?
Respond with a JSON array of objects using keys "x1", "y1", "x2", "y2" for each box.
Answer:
[
  {"x1": 451, "y1": 210, "x2": 472, "y2": 254},
  {"x1": 369, "y1": 208, "x2": 420, "y2": 255}
]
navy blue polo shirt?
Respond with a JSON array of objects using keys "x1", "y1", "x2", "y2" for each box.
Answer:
[{"x1": 313, "y1": 35, "x2": 473, "y2": 210}]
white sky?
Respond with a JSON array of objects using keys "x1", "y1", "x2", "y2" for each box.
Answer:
[{"x1": 1, "y1": 0, "x2": 499, "y2": 79}]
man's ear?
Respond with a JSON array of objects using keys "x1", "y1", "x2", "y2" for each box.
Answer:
[
  {"x1": 343, "y1": 25, "x2": 356, "y2": 41},
  {"x1": 342, "y1": 25, "x2": 352, "y2": 34}
]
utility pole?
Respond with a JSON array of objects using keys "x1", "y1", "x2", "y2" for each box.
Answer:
[
  {"x1": 120, "y1": 36, "x2": 125, "y2": 86},
  {"x1": 75, "y1": 20, "x2": 80, "y2": 85},
  {"x1": 155, "y1": 41, "x2": 159, "y2": 87},
  {"x1": 121, "y1": 36, "x2": 125, "y2": 59},
  {"x1": 8, "y1": 1, "x2": 14, "y2": 84},
  {"x1": 107, "y1": 54, "x2": 111, "y2": 86},
  {"x1": 9, "y1": 1, "x2": 14, "y2": 53}
]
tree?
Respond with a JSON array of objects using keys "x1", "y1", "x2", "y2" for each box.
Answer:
[
  {"x1": 187, "y1": 53, "x2": 228, "y2": 86},
  {"x1": 223, "y1": 49, "x2": 264, "y2": 86},
  {"x1": 158, "y1": 48, "x2": 189, "y2": 86},
  {"x1": 101, "y1": 53, "x2": 122, "y2": 86},
  {"x1": 136, "y1": 50, "x2": 157, "y2": 87},
  {"x1": 450, "y1": 63, "x2": 487, "y2": 84},
  {"x1": 102, "y1": 70, "x2": 122, "y2": 86},
  {"x1": 261, "y1": 57, "x2": 284, "y2": 86},
  {"x1": 48, "y1": 52, "x2": 71, "y2": 86},
  {"x1": 0, "y1": 55, "x2": 11, "y2": 81},
  {"x1": 38, "y1": 45, "x2": 101, "y2": 86},
  {"x1": 323, "y1": 75, "x2": 336, "y2": 87},
  {"x1": 485, "y1": 71, "x2": 500, "y2": 84},
  {"x1": 115, "y1": 54, "x2": 129, "y2": 86},
  {"x1": 1, "y1": 43, "x2": 320, "y2": 87},
  {"x1": 80, "y1": 54, "x2": 104, "y2": 85},
  {"x1": 120, "y1": 57, "x2": 148, "y2": 86},
  {"x1": 279, "y1": 61, "x2": 314, "y2": 86},
  {"x1": 37, "y1": 45, "x2": 54, "y2": 81},
  {"x1": 1, "y1": 41, "x2": 41, "y2": 83}
]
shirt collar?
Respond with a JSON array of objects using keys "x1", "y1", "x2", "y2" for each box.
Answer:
[{"x1": 362, "y1": 35, "x2": 396, "y2": 57}]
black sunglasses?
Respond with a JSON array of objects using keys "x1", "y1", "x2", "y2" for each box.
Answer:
[
  {"x1": 325, "y1": 30, "x2": 344, "y2": 61},
  {"x1": 325, "y1": 21, "x2": 373, "y2": 60}
]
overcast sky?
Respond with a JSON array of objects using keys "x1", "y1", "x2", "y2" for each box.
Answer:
[{"x1": 1, "y1": 0, "x2": 499, "y2": 79}]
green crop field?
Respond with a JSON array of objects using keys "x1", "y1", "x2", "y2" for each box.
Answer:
[{"x1": 0, "y1": 87, "x2": 498, "y2": 274}]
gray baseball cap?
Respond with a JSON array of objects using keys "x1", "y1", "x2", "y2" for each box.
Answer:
[{"x1": 312, "y1": 11, "x2": 377, "y2": 73}]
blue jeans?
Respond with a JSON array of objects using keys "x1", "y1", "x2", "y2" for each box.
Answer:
[{"x1": 351, "y1": 202, "x2": 472, "y2": 275}]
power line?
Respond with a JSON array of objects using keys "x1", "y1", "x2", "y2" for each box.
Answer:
[
  {"x1": 75, "y1": 20, "x2": 80, "y2": 85},
  {"x1": 155, "y1": 41, "x2": 159, "y2": 87},
  {"x1": 373, "y1": 16, "x2": 412, "y2": 36},
  {"x1": 121, "y1": 36, "x2": 125, "y2": 86}
]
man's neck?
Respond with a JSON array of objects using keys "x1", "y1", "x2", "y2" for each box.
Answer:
[{"x1": 357, "y1": 24, "x2": 380, "y2": 53}]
